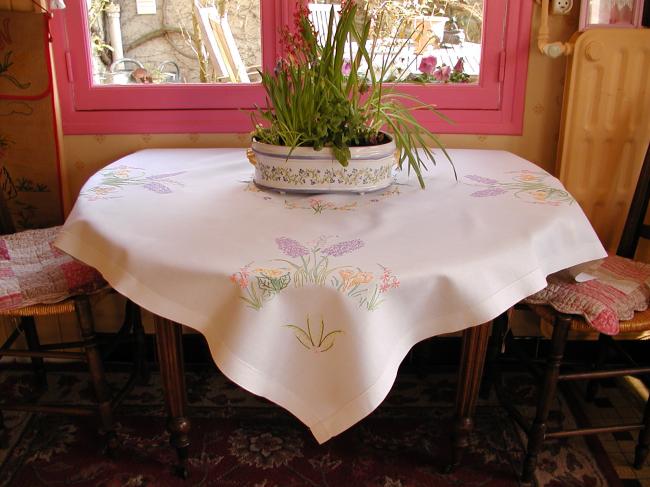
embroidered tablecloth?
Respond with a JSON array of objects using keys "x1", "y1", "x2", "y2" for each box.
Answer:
[{"x1": 55, "y1": 148, "x2": 607, "y2": 443}]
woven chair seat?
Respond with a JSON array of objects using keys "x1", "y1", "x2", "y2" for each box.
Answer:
[
  {"x1": 529, "y1": 303, "x2": 650, "y2": 335},
  {"x1": 0, "y1": 226, "x2": 108, "y2": 314},
  {"x1": 524, "y1": 255, "x2": 650, "y2": 335}
]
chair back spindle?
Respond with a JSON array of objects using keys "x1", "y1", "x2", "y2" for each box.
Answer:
[
  {"x1": 617, "y1": 143, "x2": 650, "y2": 259},
  {"x1": 0, "y1": 177, "x2": 16, "y2": 235}
]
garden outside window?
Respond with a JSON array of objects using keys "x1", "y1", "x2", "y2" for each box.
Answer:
[{"x1": 50, "y1": 0, "x2": 532, "y2": 135}]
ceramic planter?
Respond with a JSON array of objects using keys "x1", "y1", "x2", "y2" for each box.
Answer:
[{"x1": 249, "y1": 138, "x2": 397, "y2": 193}]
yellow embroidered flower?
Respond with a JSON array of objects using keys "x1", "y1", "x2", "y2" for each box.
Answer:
[
  {"x1": 339, "y1": 269, "x2": 373, "y2": 291},
  {"x1": 113, "y1": 168, "x2": 132, "y2": 179},
  {"x1": 91, "y1": 186, "x2": 117, "y2": 195},
  {"x1": 515, "y1": 172, "x2": 542, "y2": 182},
  {"x1": 255, "y1": 268, "x2": 286, "y2": 278},
  {"x1": 530, "y1": 190, "x2": 549, "y2": 201}
]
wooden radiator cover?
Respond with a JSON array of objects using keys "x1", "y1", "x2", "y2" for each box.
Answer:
[{"x1": 557, "y1": 28, "x2": 650, "y2": 253}]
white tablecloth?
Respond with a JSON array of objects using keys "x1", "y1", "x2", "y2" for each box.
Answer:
[{"x1": 55, "y1": 148, "x2": 606, "y2": 443}]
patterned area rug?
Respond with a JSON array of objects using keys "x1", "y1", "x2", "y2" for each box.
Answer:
[{"x1": 0, "y1": 368, "x2": 618, "y2": 486}]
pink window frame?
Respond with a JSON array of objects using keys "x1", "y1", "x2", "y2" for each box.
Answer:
[{"x1": 50, "y1": 0, "x2": 532, "y2": 135}]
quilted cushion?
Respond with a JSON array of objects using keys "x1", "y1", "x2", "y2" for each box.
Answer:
[
  {"x1": 0, "y1": 226, "x2": 108, "y2": 311},
  {"x1": 525, "y1": 255, "x2": 650, "y2": 335}
]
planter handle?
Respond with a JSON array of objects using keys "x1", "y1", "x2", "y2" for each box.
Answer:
[{"x1": 246, "y1": 148, "x2": 257, "y2": 166}]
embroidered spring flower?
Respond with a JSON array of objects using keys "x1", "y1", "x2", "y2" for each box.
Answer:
[
  {"x1": 515, "y1": 172, "x2": 543, "y2": 182},
  {"x1": 90, "y1": 186, "x2": 117, "y2": 196},
  {"x1": 379, "y1": 266, "x2": 400, "y2": 293},
  {"x1": 529, "y1": 189, "x2": 551, "y2": 202},
  {"x1": 143, "y1": 181, "x2": 172, "y2": 194},
  {"x1": 230, "y1": 267, "x2": 250, "y2": 289},
  {"x1": 276, "y1": 237, "x2": 309, "y2": 258},
  {"x1": 309, "y1": 198, "x2": 336, "y2": 213},
  {"x1": 339, "y1": 269, "x2": 373, "y2": 291},
  {"x1": 465, "y1": 175, "x2": 498, "y2": 185},
  {"x1": 112, "y1": 167, "x2": 132, "y2": 179},
  {"x1": 255, "y1": 268, "x2": 286, "y2": 278},
  {"x1": 433, "y1": 65, "x2": 451, "y2": 82},
  {"x1": 418, "y1": 55, "x2": 437, "y2": 75},
  {"x1": 322, "y1": 239, "x2": 364, "y2": 257},
  {"x1": 471, "y1": 188, "x2": 508, "y2": 197}
]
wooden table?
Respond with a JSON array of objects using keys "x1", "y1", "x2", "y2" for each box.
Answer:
[
  {"x1": 153, "y1": 315, "x2": 492, "y2": 478},
  {"x1": 55, "y1": 148, "x2": 606, "y2": 477}
]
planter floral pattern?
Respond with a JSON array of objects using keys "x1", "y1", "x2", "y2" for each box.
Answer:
[
  {"x1": 464, "y1": 170, "x2": 574, "y2": 206},
  {"x1": 81, "y1": 165, "x2": 185, "y2": 200},
  {"x1": 257, "y1": 163, "x2": 393, "y2": 188},
  {"x1": 230, "y1": 236, "x2": 400, "y2": 312}
]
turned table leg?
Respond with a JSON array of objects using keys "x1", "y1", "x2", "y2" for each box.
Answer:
[
  {"x1": 445, "y1": 321, "x2": 491, "y2": 473},
  {"x1": 154, "y1": 316, "x2": 191, "y2": 479}
]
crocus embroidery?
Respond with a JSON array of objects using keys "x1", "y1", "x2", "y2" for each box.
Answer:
[
  {"x1": 81, "y1": 166, "x2": 186, "y2": 200},
  {"x1": 231, "y1": 236, "x2": 400, "y2": 311},
  {"x1": 464, "y1": 170, "x2": 574, "y2": 206}
]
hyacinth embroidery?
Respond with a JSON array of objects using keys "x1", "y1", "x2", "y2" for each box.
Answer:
[
  {"x1": 230, "y1": 236, "x2": 400, "y2": 311},
  {"x1": 464, "y1": 170, "x2": 574, "y2": 206},
  {"x1": 81, "y1": 165, "x2": 185, "y2": 200}
]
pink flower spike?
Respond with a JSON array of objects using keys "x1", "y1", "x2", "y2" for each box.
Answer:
[
  {"x1": 453, "y1": 57, "x2": 464, "y2": 73},
  {"x1": 418, "y1": 55, "x2": 437, "y2": 75},
  {"x1": 342, "y1": 60, "x2": 352, "y2": 76}
]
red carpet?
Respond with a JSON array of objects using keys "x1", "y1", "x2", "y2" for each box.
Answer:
[{"x1": 0, "y1": 369, "x2": 617, "y2": 486}]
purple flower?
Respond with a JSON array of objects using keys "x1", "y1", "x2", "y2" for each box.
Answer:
[
  {"x1": 322, "y1": 239, "x2": 364, "y2": 257},
  {"x1": 276, "y1": 237, "x2": 309, "y2": 258},
  {"x1": 471, "y1": 188, "x2": 507, "y2": 197},
  {"x1": 433, "y1": 65, "x2": 451, "y2": 82},
  {"x1": 148, "y1": 171, "x2": 185, "y2": 180},
  {"x1": 143, "y1": 182, "x2": 172, "y2": 193},
  {"x1": 465, "y1": 175, "x2": 498, "y2": 185},
  {"x1": 418, "y1": 55, "x2": 437, "y2": 75},
  {"x1": 342, "y1": 60, "x2": 352, "y2": 76}
]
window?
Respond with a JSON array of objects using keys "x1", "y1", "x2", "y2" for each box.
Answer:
[{"x1": 50, "y1": 0, "x2": 532, "y2": 135}]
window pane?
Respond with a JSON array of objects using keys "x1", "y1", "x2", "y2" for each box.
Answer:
[
  {"x1": 308, "y1": 0, "x2": 483, "y2": 84},
  {"x1": 87, "y1": 0, "x2": 261, "y2": 84}
]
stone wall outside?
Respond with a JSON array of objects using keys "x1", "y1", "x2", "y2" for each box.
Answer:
[{"x1": 104, "y1": 0, "x2": 261, "y2": 83}]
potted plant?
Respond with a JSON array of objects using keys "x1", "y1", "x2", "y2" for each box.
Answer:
[{"x1": 249, "y1": 1, "x2": 454, "y2": 193}]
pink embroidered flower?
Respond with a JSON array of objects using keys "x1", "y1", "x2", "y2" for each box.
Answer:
[
  {"x1": 418, "y1": 55, "x2": 437, "y2": 75},
  {"x1": 342, "y1": 60, "x2": 352, "y2": 76},
  {"x1": 230, "y1": 267, "x2": 250, "y2": 289},
  {"x1": 379, "y1": 266, "x2": 399, "y2": 294},
  {"x1": 453, "y1": 57, "x2": 464, "y2": 73},
  {"x1": 433, "y1": 65, "x2": 451, "y2": 82}
]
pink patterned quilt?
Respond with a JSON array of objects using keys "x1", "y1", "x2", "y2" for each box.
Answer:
[
  {"x1": 0, "y1": 226, "x2": 107, "y2": 311},
  {"x1": 525, "y1": 255, "x2": 650, "y2": 335}
]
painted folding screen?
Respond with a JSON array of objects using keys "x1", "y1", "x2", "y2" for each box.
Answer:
[{"x1": 0, "y1": 11, "x2": 62, "y2": 229}]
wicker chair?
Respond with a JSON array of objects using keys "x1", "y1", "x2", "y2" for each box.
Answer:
[
  {"x1": 494, "y1": 143, "x2": 650, "y2": 484},
  {"x1": 0, "y1": 187, "x2": 145, "y2": 453}
]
